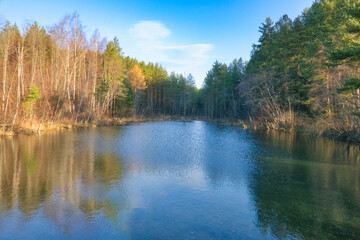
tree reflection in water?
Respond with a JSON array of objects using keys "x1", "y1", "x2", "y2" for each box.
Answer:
[
  {"x1": 0, "y1": 123, "x2": 360, "y2": 239},
  {"x1": 0, "y1": 128, "x2": 125, "y2": 233},
  {"x1": 248, "y1": 130, "x2": 360, "y2": 239}
]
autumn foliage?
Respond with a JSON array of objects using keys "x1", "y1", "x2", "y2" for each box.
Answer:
[{"x1": 127, "y1": 65, "x2": 146, "y2": 91}]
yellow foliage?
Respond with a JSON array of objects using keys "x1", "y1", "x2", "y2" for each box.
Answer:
[{"x1": 127, "y1": 65, "x2": 146, "y2": 91}]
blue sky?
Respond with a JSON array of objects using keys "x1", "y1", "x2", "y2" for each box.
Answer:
[{"x1": 0, "y1": 0, "x2": 314, "y2": 87}]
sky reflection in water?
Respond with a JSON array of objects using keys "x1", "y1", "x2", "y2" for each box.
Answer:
[{"x1": 0, "y1": 121, "x2": 359, "y2": 239}]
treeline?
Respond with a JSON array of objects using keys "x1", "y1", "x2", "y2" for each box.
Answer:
[
  {"x1": 201, "y1": 0, "x2": 360, "y2": 141},
  {"x1": 0, "y1": 13, "x2": 197, "y2": 129},
  {"x1": 1, "y1": 0, "x2": 360, "y2": 141},
  {"x1": 199, "y1": 58, "x2": 245, "y2": 119}
]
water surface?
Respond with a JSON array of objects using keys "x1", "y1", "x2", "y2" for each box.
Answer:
[{"x1": 0, "y1": 121, "x2": 359, "y2": 239}]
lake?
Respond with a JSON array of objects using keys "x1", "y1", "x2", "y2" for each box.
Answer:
[{"x1": 0, "y1": 121, "x2": 359, "y2": 239}]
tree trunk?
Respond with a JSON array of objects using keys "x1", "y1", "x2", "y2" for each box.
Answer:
[
  {"x1": 16, "y1": 40, "x2": 24, "y2": 116},
  {"x1": 2, "y1": 38, "x2": 9, "y2": 119}
]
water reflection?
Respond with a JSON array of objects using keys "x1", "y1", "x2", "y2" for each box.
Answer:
[
  {"x1": 0, "y1": 128, "x2": 127, "y2": 239},
  {"x1": 249, "y1": 130, "x2": 360, "y2": 239},
  {"x1": 0, "y1": 123, "x2": 359, "y2": 239}
]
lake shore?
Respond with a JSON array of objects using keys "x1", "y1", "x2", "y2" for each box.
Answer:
[
  {"x1": 211, "y1": 118, "x2": 360, "y2": 144},
  {"x1": 0, "y1": 116, "x2": 193, "y2": 137},
  {"x1": 1, "y1": 116, "x2": 359, "y2": 145}
]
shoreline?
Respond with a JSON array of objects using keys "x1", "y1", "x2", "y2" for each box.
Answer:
[
  {"x1": 210, "y1": 118, "x2": 360, "y2": 145},
  {"x1": 0, "y1": 116, "x2": 194, "y2": 137},
  {"x1": 1, "y1": 117, "x2": 359, "y2": 145}
]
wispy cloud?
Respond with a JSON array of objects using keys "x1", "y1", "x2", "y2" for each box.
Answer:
[
  {"x1": 130, "y1": 21, "x2": 170, "y2": 40},
  {"x1": 158, "y1": 44, "x2": 214, "y2": 65},
  {"x1": 129, "y1": 21, "x2": 213, "y2": 85}
]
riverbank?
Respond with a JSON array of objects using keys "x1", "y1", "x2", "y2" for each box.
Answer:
[
  {"x1": 211, "y1": 118, "x2": 360, "y2": 144},
  {"x1": 0, "y1": 116, "x2": 193, "y2": 137},
  {"x1": 2, "y1": 116, "x2": 359, "y2": 145}
]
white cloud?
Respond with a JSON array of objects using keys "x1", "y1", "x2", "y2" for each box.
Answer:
[
  {"x1": 158, "y1": 44, "x2": 214, "y2": 65},
  {"x1": 130, "y1": 21, "x2": 170, "y2": 40},
  {"x1": 129, "y1": 21, "x2": 213, "y2": 86}
]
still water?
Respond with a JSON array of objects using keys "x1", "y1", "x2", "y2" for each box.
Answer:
[{"x1": 0, "y1": 121, "x2": 359, "y2": 239}]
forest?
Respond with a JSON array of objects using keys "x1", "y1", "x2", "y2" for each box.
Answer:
[
  {"x1": 199, "y1": 0, "x2": 360, "y2": 142},
  {"x1": 0, "y1": 0, "x2": 359, "y2": 142},
  {"x1": 0, "y1": 12, "x2": 199, "y2": 130},
  {"x1": 200, "y1": 0, "x2": 360, "y2": 142}
]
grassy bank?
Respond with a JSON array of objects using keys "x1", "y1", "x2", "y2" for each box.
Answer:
[
  {"x1": 211, "y1": 116, "x2": 360, "y2": 144},
  {"x1": 0, "y1": 116, "x2": 194, "y2": 137},
  {"x1": 2, "y1": 115, "x2": 359, "y2": 145}
]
